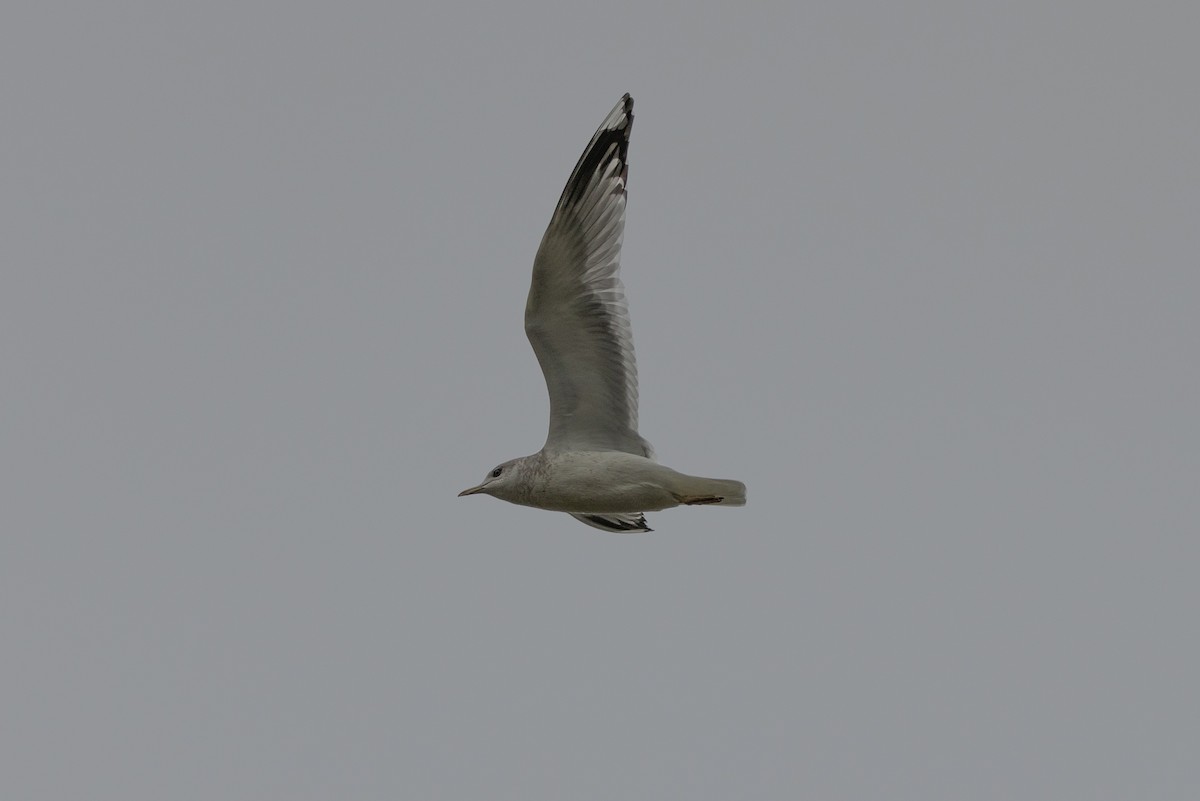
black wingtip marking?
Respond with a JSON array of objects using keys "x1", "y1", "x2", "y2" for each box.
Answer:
[
  {"x1": 578, "y1": 513, "x2": 651, "y2": 533},
  {"x1": 559, "y1": 94, "x2": 634, "y2": 210}
]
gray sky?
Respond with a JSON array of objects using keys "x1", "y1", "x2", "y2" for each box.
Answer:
[{"x1": 3, "y1": 2, "x2": 1198, "y2": 799}]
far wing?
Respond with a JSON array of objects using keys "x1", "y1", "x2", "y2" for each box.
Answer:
[{"x1": 569, "y1": 512, "x2": 652, "y2": 533}]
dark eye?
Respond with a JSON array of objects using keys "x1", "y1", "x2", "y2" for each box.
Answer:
[{"x1": 491, "y1": 467, "x2": 503, "y2": 478}]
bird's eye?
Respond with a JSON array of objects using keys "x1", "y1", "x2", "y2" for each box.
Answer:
[{"x1": 491, "y1": 467, "x2": 503, "y2": 478}]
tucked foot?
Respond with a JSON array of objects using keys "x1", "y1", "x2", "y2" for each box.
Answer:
[{"x1": 676, "y1": 495, "x2": 725, "y2": 506}]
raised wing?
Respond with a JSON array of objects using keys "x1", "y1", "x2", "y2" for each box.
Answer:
[{"x1": 524, "y1": 94, "x2": 653, "y2": 457}]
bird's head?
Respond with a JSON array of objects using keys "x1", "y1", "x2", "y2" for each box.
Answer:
[{"x1": 458, "y1": 458, "x2": 522, "y2": 501}]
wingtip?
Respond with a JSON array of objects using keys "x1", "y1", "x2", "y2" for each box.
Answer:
[
  {"x1": 558, "y1": 94, "x2": 636, "y2": 210},
  {"x1": 603, "y1": 93, "x2": 634, "y2": 136}
]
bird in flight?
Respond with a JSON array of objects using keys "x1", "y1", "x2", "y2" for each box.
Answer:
[{"x1": 459, "y1": 94, "x2": 745, "y2": 532}]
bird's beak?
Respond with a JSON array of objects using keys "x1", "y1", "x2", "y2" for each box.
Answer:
[{"x1": 458, "y1": 484, "x2": 485, "y2": 497}]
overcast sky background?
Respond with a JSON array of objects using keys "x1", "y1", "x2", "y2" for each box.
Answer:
[{"x1": 3, "y1": 2, "x2": 1198, "y2": 799}]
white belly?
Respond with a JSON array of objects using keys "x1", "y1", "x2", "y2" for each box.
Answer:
[{"x1": 525, "y1": 451, "x2": 684, "y2": 513}]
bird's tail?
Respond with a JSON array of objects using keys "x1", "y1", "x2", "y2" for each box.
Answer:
[{"x1": 672, "y1": 476, "x2": 747, "y2": 507}]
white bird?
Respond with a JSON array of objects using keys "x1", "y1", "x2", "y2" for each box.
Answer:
[{"x1": 458, "y1": 94, "x2": 746, "y2": 532}]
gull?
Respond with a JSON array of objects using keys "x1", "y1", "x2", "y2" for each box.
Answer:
[{"x1": 458, "y1": 94, "x2": 746, "y2": 532}]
